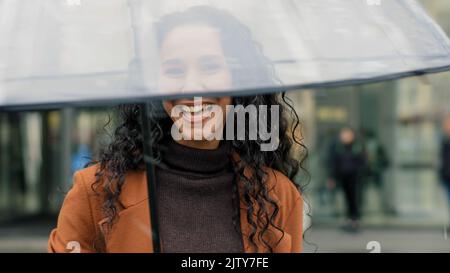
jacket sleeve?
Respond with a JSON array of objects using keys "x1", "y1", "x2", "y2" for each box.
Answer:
[
  {"x1": 48, "y1": 170, "x2": 99, "y2": 253},
  {"x1": 284, "y1": 195, "x2": 304, "y2": 253}
]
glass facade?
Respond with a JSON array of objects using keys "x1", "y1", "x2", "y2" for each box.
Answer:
[
  {"x1": 298, "y1": 77, "x2": 450, "y2": 227},
  {"x1": 0, "y1": 108, "x2": 113, "y2": 221}
]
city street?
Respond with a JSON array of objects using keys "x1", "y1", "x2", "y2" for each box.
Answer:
[
  {"x1": 302, "y1": 226, "x2": 450, "y2": 253},
  {"x1": 0, "y1": 220, "x2": 449, "y2": 253}
]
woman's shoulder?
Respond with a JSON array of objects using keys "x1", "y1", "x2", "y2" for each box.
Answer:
[
  {"x1": 75, "y1": 163, "x2": 100, "y2": 181},
  {"x1": 72, "y1": 164, "x2": 103, "y2": 194},
  {"x1": 263, "y1": 167, "x2": 303, "y2": 206},
  {"x1": 68, "y1": 164, "x2": 106, "y2": 211},
  {"x1": 74, "y1": 163, "x2": 147, "y2": 208},
  {"x1": 75, "y1": 163, "x2": 144, "y2": 186}
]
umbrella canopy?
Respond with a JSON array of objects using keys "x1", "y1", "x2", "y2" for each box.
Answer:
[{"x1": 1, "y1": 0, "x2": 450, "y2": 109}]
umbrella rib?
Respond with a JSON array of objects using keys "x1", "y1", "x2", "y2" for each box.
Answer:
[{"x1": 140, "y1": 102, "x2": 162, "y2": 253}]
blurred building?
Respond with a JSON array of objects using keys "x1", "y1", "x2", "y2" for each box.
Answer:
[
  {"x1": 290, "y1": 1, "x2": 450, "y2": 227},
  {"x1": 0, "y1": 108, "x2": 112, "y2": 221}
]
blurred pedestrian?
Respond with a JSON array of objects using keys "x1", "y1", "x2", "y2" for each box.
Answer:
[
  {"x1": 363, "y1": 129, "x2": 389, "y2": 189},
  {"x1": 70, "y1": 143, "x2": 92, "y2": 174},
  {"x1": 362, "y1": 129, "x2": 389, "y2": 213},
  {"x1": 328, "y1": 127, "x2": 366, "y2": 232},
  {"x1": 440, "y1": 116, "x2": 450, "y2": 231}
]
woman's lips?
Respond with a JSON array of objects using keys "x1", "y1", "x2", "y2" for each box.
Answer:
[{"x1": 180, "y1": 103, "x2": 215, "y2": 124}]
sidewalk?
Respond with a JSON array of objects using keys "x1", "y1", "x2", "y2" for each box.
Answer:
[
  {"x1": 0, "y1": 218, "x2": 53, "y2": 253},
  {"x1": 1, "y1": 221, "x2": 449, "y2": 253},
  {"x1": 302, "y1": 226, "x2": 450, "y2": 253}
]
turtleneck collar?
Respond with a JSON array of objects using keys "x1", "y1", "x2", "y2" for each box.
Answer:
[{"x1": 158, "y1": 138, "x2": 233, "y2": 176}]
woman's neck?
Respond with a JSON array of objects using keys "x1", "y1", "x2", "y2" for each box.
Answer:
[
  {"x1": 159, "y1": 138, "x2": 232, "y2": 175},
  {"x1": 176, "y1": 139, "x2": 221, "y2": 150}
]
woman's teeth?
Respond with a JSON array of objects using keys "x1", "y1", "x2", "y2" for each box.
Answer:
[{"x1": 185, "y1": 104, "x2": 214, "y2": 114}]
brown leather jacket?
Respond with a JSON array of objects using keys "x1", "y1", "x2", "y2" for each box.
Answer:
[{"x1": 48, "y1": 162, "x2": 303, "y2": 253}]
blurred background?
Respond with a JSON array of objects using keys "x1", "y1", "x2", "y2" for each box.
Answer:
[{"x1": 1, "y1": 0, "x2": 450, "y2": 252}]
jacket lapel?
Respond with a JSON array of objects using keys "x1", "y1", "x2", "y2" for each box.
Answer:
[{"x1": 98, "y1": 170, "x2": 152, "y2": 253}]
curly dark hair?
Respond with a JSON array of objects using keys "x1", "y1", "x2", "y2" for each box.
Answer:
[{"x1": 90, "y1": 5, "x2": 308, "y2": 253}]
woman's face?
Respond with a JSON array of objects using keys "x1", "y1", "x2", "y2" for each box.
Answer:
[
  {"x1": 159, "y1": 24, "x2": 232, "y2": 93},
  {"x1": 159, "y1": 24, "x2": 233, "y2": 144}
]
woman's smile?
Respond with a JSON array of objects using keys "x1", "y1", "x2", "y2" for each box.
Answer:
[
  {"x1": 163, "y1": 96, "x2": 231, "y2": 147},
  {"x1": 170, "y1": 97, "x2": 222, "y2": 125},
  {"x1": 180, "y1": 103, "x2": 215, "y2": 124}
]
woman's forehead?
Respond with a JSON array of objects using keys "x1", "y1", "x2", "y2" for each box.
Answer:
[{"x1": 160, "y1": 24, "x2": 226, "y2": 60}]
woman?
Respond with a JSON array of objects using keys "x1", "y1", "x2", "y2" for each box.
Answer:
[
  {"x1": 440, "y1": 116, "x2": 450, "y2": 233},
  {"x1": 48, "y1": 6, "x2": 306, "y2": 253}
]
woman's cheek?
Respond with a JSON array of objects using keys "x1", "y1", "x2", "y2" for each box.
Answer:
[
  {"x1": 159, "y1": 76, "x2": 185, "y2": 94},
  {"x1": 162, "y1": 101, "x2": 179, "y2": 124},
  {"x1": 202, "y1": 72, "x2": 232, "y2": 92}
]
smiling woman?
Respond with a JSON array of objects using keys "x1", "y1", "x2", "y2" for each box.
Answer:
[{"x1": 47, "y1": 5, "x2": 306, "y2": 253}]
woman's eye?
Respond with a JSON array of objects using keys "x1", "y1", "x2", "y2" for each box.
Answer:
[
  {"x1": 200, "y1": 62, "x2": 223, "y2": 74},
  {"x1": 164, "y1": 67, "x2": 185, "y2": 78}
]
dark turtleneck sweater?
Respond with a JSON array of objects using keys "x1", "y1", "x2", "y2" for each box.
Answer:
[{"x1": 155, "y1": 139, "x2": 244, "y2": 253}]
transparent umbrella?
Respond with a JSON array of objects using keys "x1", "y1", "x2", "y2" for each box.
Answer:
[
  {"x1": 1, "y1": 0, "x2": 450, "y2": 252},
  {"x1": 1, "y1": 0, "x2": 450, "y2": 108}
]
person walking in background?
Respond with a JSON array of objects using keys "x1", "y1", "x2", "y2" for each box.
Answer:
[
  {"x1": 70, "y1": 144, "x2": 92, "y2": 174},
  {"x1": 328, "y1": 127, "x2": 366, "y2": 232},
  {"x1": 363, "y1": 129, "x2": 389, "y2": 189},
  {"x1": 440, "y1": 116, "x2": 450, "y2": 232},
  {"x1": 362, "y1": 129, "x2": 389, "y2": 214}
]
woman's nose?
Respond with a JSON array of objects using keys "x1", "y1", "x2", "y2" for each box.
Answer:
[{"x1": 180, "y1": 71, "x2": 205, "y2": 93}]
